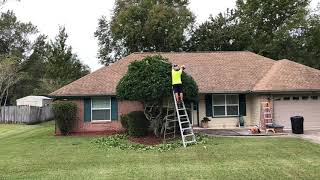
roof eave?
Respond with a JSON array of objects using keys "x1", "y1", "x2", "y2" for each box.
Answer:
[
  {"x1": 49, "y1": 93, "x2": 117, "y2": 99},
  {"x1": 252, "y1": 89, "x2": 320, "y2": 94}
]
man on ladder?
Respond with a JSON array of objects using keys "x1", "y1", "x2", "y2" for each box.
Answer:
[
  {"x1": 172, "y1": 64, "x2": 185, "y2": 106},
  {"x1": 169, "y1": 63, "x2": 196, "y2": 147}
]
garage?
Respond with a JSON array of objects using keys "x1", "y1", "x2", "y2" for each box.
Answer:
[{"x1": 274, "y1": 95, "x2": 320, "y2": 130}]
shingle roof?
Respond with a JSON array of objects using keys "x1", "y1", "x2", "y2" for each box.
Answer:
[
  {"x1": 253, "y1": 59, "x2": 320, "y2": 92},
  {"x1": 49, "y1": 52, "x2": 320, "y2": 97}
]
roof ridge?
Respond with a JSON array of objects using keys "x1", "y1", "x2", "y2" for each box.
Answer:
[
  {"x1": 132, "y1": 51, "x2": 252, "y2": 54},
  {"x1": 252, "y1": 61, "x2": 280, "y2": 91}
]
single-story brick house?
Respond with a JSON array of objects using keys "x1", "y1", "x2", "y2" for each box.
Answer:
[{"x1": 50, "y1": 51, "x2": 320, "y2": 133}]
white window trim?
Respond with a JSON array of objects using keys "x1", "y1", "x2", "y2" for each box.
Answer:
[
  {"x1": 212, "y1": 94, "x2": 239, "y2": 117},
  {"x1": 91, "y1": 97, "x2": 112, "y2": 122}
]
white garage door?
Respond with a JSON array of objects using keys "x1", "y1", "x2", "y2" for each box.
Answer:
[{"x1": 274, "y1": 95, "x2": 320, "y2": 130}]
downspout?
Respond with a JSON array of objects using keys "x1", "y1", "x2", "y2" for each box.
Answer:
[{"x1": 197, "y1": 102, "x2": 200, "y2": 126}]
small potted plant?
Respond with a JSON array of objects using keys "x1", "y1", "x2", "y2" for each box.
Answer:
[{"x1": 201, "y1": 117, "x2": 211, "y2": 128}]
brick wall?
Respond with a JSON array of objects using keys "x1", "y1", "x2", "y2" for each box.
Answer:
[
  {"x1": 118, "y1": 100, "x2": 144, "y2": 117},
  {"x1": 55, "y1": 99, "x2": 144, "y2": 135}
]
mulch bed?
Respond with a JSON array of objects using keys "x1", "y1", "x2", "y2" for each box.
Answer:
[
  {"x1": 55, "y1": 130, "x2": 125, "y2": 136},
  {"x1": 56, "y1": 131, "x2": 164, "y2": 145},
  {"x1": 128, "y1": 133, "x2": 163, "y2": 145}
]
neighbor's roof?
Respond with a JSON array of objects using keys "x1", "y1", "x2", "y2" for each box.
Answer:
[
  {"x1": 17, "y1": 96, "x2": 52, "y2": 101},
  {"x1": 49, "y1": 52, "x2": 320, "y2": 97}
]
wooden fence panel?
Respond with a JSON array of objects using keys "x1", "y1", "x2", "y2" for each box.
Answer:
[{"x1": 0, "y1": 106, "x2": 54, "y2": 124}]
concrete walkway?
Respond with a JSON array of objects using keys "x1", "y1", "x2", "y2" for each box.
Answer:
[
  {"x1": 194, "y1": 128, "x2": 320, "y2": 144},
  {"x1": 194, "y1": 128, "x2": 288, "y2": 137}
]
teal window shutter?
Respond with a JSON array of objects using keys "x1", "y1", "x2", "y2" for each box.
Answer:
[
  {"x1": 205, "y1": 94, "x2": 213, "y2": 117},
  {"x1": 111, "y1": 97, "x2": 118, "y2": 121},
  {"x1": 84, "y1": 98, "x2": 91, "y2": 122},
  {"x1": 239, "y1": 94, "x2": 246, "y2": 116}
]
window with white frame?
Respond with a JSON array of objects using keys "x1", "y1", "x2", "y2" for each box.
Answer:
[
  {"x1": 212, "y1": 95, "x2": 239, "y2": 116},
  {"x1": 91, "y1": 97, "x2": 111, "y2": 121}
]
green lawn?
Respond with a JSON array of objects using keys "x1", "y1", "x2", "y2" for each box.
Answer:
[{"x1": 1, "y1": 122, "x2": 320, "y2": 180}]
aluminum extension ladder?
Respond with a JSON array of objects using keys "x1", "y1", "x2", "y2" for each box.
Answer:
[{"x1": 163, "y1": 90, "x2": 196, "y2": 147}]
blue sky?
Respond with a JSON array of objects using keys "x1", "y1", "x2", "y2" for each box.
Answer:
[{"x1": 2, "y1": 0, "x2": 320, "y2": 71}]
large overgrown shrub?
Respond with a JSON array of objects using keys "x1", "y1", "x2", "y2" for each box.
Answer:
[
  {"x1": 116, "y1": 55, "x2": 198, "y2": 103},
  {"x1": 116, "y1": 55, "x2": 198, "y2": 136},
  {"x1": 52, "y1": 101, "x2": 77, "y2": 135},
  {"x1": 127, "y1": 111, "x2": 150, "y2": 137}
]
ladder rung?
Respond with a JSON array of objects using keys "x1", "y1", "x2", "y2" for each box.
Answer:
[
  {"x1": 185, "y1": 140, "x2": 196, "y2": 144},
  {"x1": 167, "y1": 119, "x2": 178, "y2": 122},
  {"x1": 178, "y1": 108, "x2": 185, "y2": 111},
  {"x1": 183, "y1": 134, "x2": 194, "y2": 137},
  {"x1": 180, "y1": 121, "x2": 189, "y2": 124},
  {"x1": 179, "y1": 115, "x2": 187, "y2": 117},
  {"x1": 182, "y1": 127, "x2": 191, "y2": 131}
]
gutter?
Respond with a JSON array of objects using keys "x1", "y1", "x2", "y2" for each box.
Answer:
[{"x1": 48, "y1": 93, "x2": 117, "y2": 99}]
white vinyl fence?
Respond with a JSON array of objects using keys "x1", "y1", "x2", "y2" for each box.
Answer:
[{"x1": 0, "y1": 106, "x2": 54, "y2": 124}]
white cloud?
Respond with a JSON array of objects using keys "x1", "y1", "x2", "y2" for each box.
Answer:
[{"x1": 2, "y1": 0, "x2": 320, "y2": 71}]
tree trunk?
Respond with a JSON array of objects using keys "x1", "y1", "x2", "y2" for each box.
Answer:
[{"x1": 144, "y1": 101, "x2": 164, "y2": 137}]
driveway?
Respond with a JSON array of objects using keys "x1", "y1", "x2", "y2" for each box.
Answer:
[{"x1": 289, "y1": 130, "x2": 320, "y2": 144}]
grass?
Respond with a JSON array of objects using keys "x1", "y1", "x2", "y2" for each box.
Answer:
[{"x1": 0, "y1": 122, "x2": 320, "y2": 180}]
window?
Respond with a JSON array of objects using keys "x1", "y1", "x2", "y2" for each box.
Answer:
[
  {"x1": 91, "y1": 97, "x2": 111, "y2": 121},
  {"x1": 212, "y1": 95, "x2": 239, "y2": 116},
  {"x1": 311, "y1": 96, "x2": 318, "y2": 100},
  {"x1": 302, "y1": 96, "x2": 309, "y2": 100}
]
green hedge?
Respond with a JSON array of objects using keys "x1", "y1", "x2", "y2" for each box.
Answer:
[
  {"x1": 126, "y1": 111, "x2": 150, "y2": 137},
  {"x1": 52, "y1": 101, "x2": 77, "y2": 136},
  {"x1": 120, "y1": 114, "x2": 129, "y2": 130}
]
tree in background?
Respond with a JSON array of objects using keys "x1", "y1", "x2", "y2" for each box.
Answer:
[
  {"x1": 41, "y1": 26, "x2": 90, "y2": 93},
  {"x1": 0, "y1": 55, "x2": 23, "y2": 105},
  {"x1": 187, "y1": 10, "x2": 249, "y2": 51},
  {"x1": 0, "y1": 10, "x2": 38, "y2": 59},
  {"x1": 95, "y1": 0, "x2": 195, "y2": 65},
  {"x1": 116, "y1": 55, "x2": 198, "y2": 136},
  {"x1": 0, "y1": 10, "x2": 39, "y2": 104},
  {"x1": 234, "y1": 0, "x2": 309, "y2": 60},
  {"x1": 188, "y1": 0, "x2": 320, "y2": 70},
  {"x1": 0, "y1": 10, "x2": 90, "y2": 104}
]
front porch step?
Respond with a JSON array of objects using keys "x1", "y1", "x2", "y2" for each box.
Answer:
[{"x1": 208, "y1": 119, "x2": 239, "y2": 129}]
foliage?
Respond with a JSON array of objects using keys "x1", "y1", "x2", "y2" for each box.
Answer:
[
  {"x1": 2, "y1": 122, "x2": 320, "y2": 179},
  {"x1": 188, "y1": 0, "x2": 320, "y2": 70},
  {"x1": 95, "y1": 0, "x2": 194, "y2": 65},
  {"x1": 0, "y1": 11, "x2": 89, "y2": 104},
  {"x1": 43, "y1": 26, "x2": 90, "y2": 93},
  {"x1": 92, "y1": 133, "x2": 209, "y2": 152},
  {"x1": 117, "y1": 55, "x2": 198, "y2": 137},
  {"x1": 187, "y1": 11, "x2": 245, "y2": 51},
  {"x1": 120, "y1": 114, "x2": 129, "y2": 130},
  {"x1": 0, "y1": 55, "x2": 23, "y2": 105},
  {"x1": 52, "y1": 101, "x2": 77, "y2": 135},
  {"x1": 126, "y1": 111, "x2": 150, "y2": 137},
  {"x1": 201, "y1": 117, "x2": 211, "y2": 123},
  {"x1": 0, "y1": 10, "x2": 38, "y2": 59},
  {"x1": 117, "y1": 55, "x2": 198, "y2": 103}
]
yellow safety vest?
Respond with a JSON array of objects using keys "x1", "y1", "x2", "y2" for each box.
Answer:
[{"x1": 172, "y1": 69, "x2": 182, "y2": 85}]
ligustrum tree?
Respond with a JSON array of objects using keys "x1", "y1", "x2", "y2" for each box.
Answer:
[
  {"x1": 116, "y1": 55, "x2": 198, "y2": 136},
  {"x1": 95, "y1": 0, "x2": 195, "y2": 65}
]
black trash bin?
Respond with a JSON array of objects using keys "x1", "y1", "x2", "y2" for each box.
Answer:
[{"x1": 290, "y1": 116, "x2": 304, "y2": 134}]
